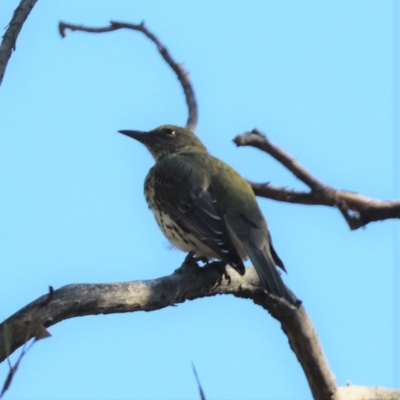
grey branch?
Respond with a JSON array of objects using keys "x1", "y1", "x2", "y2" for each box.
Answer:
[
  {"x1": 58, "y1": 20, "x2": 198, "y2": 132},
  {"x1": 0, "y1": 266, "x2": 334, "y2": 399},
  {"x1": 0, "y1": 266, "x2": 398, "y2": 400},
  {"x1": 334, "y1": 386, "x2": 400, "y2": 400},
  {"x1": 234, "y1": 130, "x2": 400, "y2": 230},
  {"x1": 0, "y1": 0, "x2": 38, "y2": 86}
]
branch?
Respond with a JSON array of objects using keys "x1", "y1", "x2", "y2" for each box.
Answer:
[
  {"x1": 0, "y1": 267, "x2": 397, "y2": 400},
  {"x1": 334, "y1": 386, "x2": 400, "y2": 400},
  {"x1": 57, "y1": 20, "x2": 198, "y2": 132},
  {"x1": 234, "y1": 130, "x2": 400, "y2": 230},
  {"x1": 0, "y1": 0, "x2": 38, "y2": 86},
  {"x1": 0, "y1": 266, "x2": 334, "y2": 399}
]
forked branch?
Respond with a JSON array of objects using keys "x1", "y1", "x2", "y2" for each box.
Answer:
[{"x1": 234, "y1": 130, "x2": 400, "y2": 230}]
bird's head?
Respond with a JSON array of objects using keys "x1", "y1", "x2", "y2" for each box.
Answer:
[{"x1": 119, "y1": 125, "x2": 207, "y2": 161}]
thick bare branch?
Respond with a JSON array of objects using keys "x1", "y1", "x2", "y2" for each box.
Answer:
[
  {"x1": 234, "y1": 130, "x2": 400, "y2": 230},
  {"x1": 0, "y1": 266, "x2": 333, "y2": 400},
  {"x1": 1, "y1": 266, "x2": 397, "y2": 400},
  {"x1": 334, "y1": 386, "x2": 400, "y2": 400},
  {"x1": 58, "y1": 20, "x2": 198, "y2": 132},
  {"x1": 0, "y1": 0, "x2": 38, "y2": 86}
]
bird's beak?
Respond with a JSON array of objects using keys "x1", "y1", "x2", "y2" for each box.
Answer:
[{"x1": 118, "y1": 130, "x2": 149, "y2": 144}]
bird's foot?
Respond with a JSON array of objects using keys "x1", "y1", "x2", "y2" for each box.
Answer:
[
  {"x1": 175, "y1": 251, "x2": 208, "y2": 274},
  {"x1": 205, "y1": 260, "x2": 231, "y2": 286}
]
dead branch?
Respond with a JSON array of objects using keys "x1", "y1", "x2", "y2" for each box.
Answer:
[
  {"x1": 58, "y1": 20, "x2": 198, "y2": 132},
  {"x1": 0, "y1": 0, "x2": 38, "y2": 86},
  {"x1": 333, "y1": 386, "x2": 400, "y2": 400},
  {"x1": 234, "y1": 130, "x2": 400, "y2": 230},
  {"x1": 0, "y1": 266, "x2": 398, "y2": 400},
  {"x1": 0, "y1": 266, "x2": 334, "y2": 400}
]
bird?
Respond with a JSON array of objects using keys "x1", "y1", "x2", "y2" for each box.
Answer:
[{"x1": 119, "y1": 124, "x2": 300, "y2": 306}]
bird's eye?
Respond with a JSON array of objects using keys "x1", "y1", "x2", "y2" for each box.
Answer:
[{"x1": 164, "y1": 128, "x2": 175, "y2": 136}]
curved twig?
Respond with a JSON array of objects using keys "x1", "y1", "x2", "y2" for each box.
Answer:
[
  {"x1": 58, "y1": 20, "x2": 198, "y2": 132},
  {"x1": 0, "y1": 0, "x2": 38, "y2": 86},
  {"x1": 234, "y1": 130, "x2": 400, "y2": 230}
]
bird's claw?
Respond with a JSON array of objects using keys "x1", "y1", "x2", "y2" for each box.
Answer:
[
  {"x1": 175, "y1": 251, "x2": 208, "y2": 274},
  {"x1": 175, "y1": 254, "x2": 231, "y2": 287},
  {"x1": 205, "y1": 260, "x2": 231, "y2": 286}
]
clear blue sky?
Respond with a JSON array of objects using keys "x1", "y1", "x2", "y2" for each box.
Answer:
[{"x1": 0, "y1": 1, "x2": 399, "y2": 399}]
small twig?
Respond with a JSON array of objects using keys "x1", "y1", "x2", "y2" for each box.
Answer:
[
  {"x1": 192, "y1": 363, "x2": 206, "y2": 400},
  {"x1": 1, "y1": 318, "x2": 50, "y2": 398},
  {"x1": 39, "y1": 286, "x2": 54, "y2": 307},
  {"x1": 58, "y1": 20, "x2": 198, "y2": 132},
  {"x1": 0, "y1": 0, "x2": 38, "y2": 86},
  {"x1": 234, "y1": 130, "x2": 400, "y2": 230},
  {"x1": 236, "y1": 129, "x2": 326, "y2": 191}
]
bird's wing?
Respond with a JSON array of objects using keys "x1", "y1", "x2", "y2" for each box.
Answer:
[
  {"x1": 226, "y1": 212, "x2": 299, "y2": 305},
  {"x1": 151, "y1": 156, "x2": 245, "y2": 274}
]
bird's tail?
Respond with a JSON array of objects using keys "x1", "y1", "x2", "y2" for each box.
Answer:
[{"x1": 244, "y1": 243, "x2": 300, "y2": 307}]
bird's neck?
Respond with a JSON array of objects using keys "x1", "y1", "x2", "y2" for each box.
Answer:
[{"x1": 156, "y1": 145, "x2": 208, "y2": 161}]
